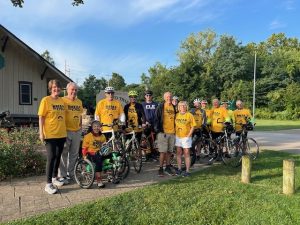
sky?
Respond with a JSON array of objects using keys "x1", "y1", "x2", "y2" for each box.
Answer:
[{"x1": 0, "y1": 0, "x2": 299, "y2": 85}]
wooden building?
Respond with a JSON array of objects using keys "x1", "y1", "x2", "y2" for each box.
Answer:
[{"x1": 0, "y1": 24, "x2": 72, "y2": 126}]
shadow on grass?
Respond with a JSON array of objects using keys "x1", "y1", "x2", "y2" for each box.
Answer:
[{"x1": 159, "y1": 150, "x2": 300, "y2": 187}]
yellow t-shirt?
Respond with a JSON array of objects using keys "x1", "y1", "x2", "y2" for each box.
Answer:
[
  {"x1": 62, "y1": 97, "x2": 83, "y2": 131},
  {"x1": 203, "y1": 108, "x2": 212, "y2": 125},
  {"x1": 95, "y1": 99, "x2": 124, "y2": 131},
  {"x1": 193, "y1": 108, "x2": 204, "y2": 129},
  {"x1": 233, "y1": 108, "x2": 252, "y2": 132},
  {"x1": 163, "y1": 103, "x2": 175, "y2": 134},
  {"x1": 175, "y1": 112, "x2": 196, "y2": 138},
  {"x1": 38, "y1": 96, "x2": 67, "y2": 139},
  {"x1": 210, "y1": 107, "x2": 230, "y2": 133},
  {"x1": 82, "y1": 132, "x2": 106, "y2": 154},
  {"x1": 127, "y1": 103, "x2": 142, "y2": 132}
]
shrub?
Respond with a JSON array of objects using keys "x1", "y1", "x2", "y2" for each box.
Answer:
[
  {"x1": 255, "y1": 108, "x2": 300, "y2": 120},
  {"x1": 0, "y1": 128, "x2": 46, "y2": 181}
]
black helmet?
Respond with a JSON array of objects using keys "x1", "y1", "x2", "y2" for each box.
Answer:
[{"x1": 145, "y1": 90, "x2": 153, "y2": 95}]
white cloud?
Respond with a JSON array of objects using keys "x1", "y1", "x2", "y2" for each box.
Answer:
[
  {"x1": 0, "y1": 0, "x2": 232, "y2": 30},
  {"x1": 283, "y1": 0, "x2": 295, "y2": 10},
  {"x1": 269, "y1": 19, "x2": 286, "y2": 30},
  {"x1": 19, "y1": 32, "x2": 153, "y2": 85}
]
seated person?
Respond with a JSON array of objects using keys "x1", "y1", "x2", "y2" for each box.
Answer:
[{"x1": 82, "y1": 120, "x2": 106, "y2": 188}]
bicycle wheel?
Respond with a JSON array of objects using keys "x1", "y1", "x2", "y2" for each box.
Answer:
[
  {"x1": 245, "y1": 137, "x2": 259, "y2": 160},
  {"x1": 131, "y1": 140, "x2": 143, "y2": 173},
  {"x1": 221, "y1": 139, "x2": 242, "y2": 167},
  {"x1": 118, "y1": 154, "x2": 130, "y2": 179},
  {"x1": 140, "y1": 136, "x2": 151, "y2": 157},
  {"x1": 74, "y1": 158, "x2": 95, "y2": 189}
]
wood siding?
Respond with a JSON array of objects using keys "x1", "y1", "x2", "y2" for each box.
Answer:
[{"x1": 0, "y1": 28, "x2": 71, "y2": 117}]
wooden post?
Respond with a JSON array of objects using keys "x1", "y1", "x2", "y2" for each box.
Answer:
[
  {"x1": 283, "y1": 159, "x2": 295, "y2": 195},
  {"x1": 241, "y1": 155, "x2": 251, "y2": 183}
]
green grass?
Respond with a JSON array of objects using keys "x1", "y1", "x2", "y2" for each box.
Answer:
[
  {"x1": 6, "y1": 150, "x2": 300, "y2": 225},
  {"x1": 255, "y1": 119, "x2": 300, "y2": 131}
]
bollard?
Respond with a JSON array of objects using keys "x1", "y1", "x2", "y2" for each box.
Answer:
[
  {"x1": 283, "y1": 159, "x2": 295, "y2": 195},
  {"x1": 241, "y1": 155, "x2": 251, "y2": 184}
]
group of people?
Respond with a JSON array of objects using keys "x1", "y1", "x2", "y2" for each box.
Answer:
[
  {"x1": 38, "y1": 79, "x2": 252, "y2": 194},
  {"x1": 38, "y1": 80, "x2": 83, "y2": 194}
]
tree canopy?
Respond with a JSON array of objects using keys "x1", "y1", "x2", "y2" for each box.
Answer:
[{"x1": 75, "y1": 30, "x2": 300, "y2": 119}]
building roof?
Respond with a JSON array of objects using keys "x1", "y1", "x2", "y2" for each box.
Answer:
[{"x1": 0, "y1": 24, "x2": 73, "y2": 83}]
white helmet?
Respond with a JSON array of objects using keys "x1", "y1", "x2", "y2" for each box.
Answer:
[
  {"x1": 104, "y1": 86, "x2": 115, "y2": 93},
  {"x1": 193, "y1": 98, "x2": 201, "y2": 103},
  {"x1": 172, "y1": 96, "x2": 179, "y2": 100}
]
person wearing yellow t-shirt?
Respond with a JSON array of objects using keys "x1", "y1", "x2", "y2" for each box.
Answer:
[
  {"x1": 38, "y1": 80, "x2": 67, "y2": 195},
  {"x1": 82, "y1": 120, "x2": 106, "y2": 188},
  {"x1": 154, "y1": 92, "x2": 176, "y2": 176},
  {"x1": 233, "y1": 100, "x2": 253, "y2": 136},
  {"x1": 221, "y1": 100, "x2": 234, "y2": 124},
  {"x1": 123, "y1": 90, "x2": 146, "y2": 143},
  {"x1": 95, "y1": 86, "x2": 125, "y2": 139},
  {"x1": 210, "y1": 99, "x2": 230, "y2": 140},
  {"x1": 58, "y1": 82, "x2": 83, "y2": 184},
  {"x1": 190, "y1": 98, "x2": 207, "y2": 151},
  {"x1": 175, "y1": 101, "x2": 196, "y2": 176}
]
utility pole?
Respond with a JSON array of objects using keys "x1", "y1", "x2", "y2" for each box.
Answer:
[
  {"x1": 253, "y1": 51, "x2": 257, "y2": 120},
  {"x1": 105, "y1": 74, "x2": 111, "y2": 87},
  {"x1": 64, "y1": 60, "x2": 70, "y2": 77}
]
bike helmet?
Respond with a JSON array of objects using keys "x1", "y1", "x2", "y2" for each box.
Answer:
[
  {"x1": 91, "y1": 120, "x2": 101, "y2": 127},
  {"x1": 100, "y1": 143, "x2": 111, "y2": 156},
  {"x1": 145, "y1": 90, "x2": 153, "y2": 95},
  {"x1": 104, "y1": 86, "x2": 115, "y2": 93},
  {"x1": 172, "y1": 96, "x2": 179, "y2": 100},
  {"x1": 128, "y1": 90, "x2": 138, "y2": 96},
  {"x1": 221, "y1": 100, "x2": 229, "y2": 104},
  {"x1": 193, "y1": 98, "x2": 201, "y2": 103}
]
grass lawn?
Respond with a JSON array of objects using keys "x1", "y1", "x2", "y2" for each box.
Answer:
[
  {"x1": 255, "y1": 119, "x2": 300, "y2": 131},
  {"x1": 6, "y1": 150, "x2": 300, "y2": 225}
]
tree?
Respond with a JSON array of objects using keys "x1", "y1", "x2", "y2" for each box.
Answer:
[
  {"x1": 177, "y1": 29, "x2": 217, "y2": 65},
  {"x1": 77, "y1": 75, "x2": 106, "y2": 112},
  {"x1": 41, "y1": 50, "x2": 55, "y2": 66},
  {"x1": 109, "y1": 73, "x2": 126, "y2": 90},
  {"x1": 11, "y1": 0, "x2": 84, "y2": 7}
]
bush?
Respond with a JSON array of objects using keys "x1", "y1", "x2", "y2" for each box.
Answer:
[
  {"x1": 255, "y1": 108, "x2": 300, "y2": 120},
  {"x1": 0, "y1": 128, "x2": 46, "y2": 181}
]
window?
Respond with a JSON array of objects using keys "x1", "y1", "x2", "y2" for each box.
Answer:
[{"x1": 19, "y1": 81, "x2": 32, "y2": 105}]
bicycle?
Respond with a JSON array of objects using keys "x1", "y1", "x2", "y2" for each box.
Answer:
[
  {"x1": 140, "y1": 124, "x2": 159, "y2": 161},
  {"x1": 207, "y1": 121, "x2": 237, "y2": 166},
  {"x1": 190, "y1": 126, "x2": 215, "y2": 166},
  {"x1": 74, "y1": 121, "x2": 130, "y2": 188},
  {"x1": 121, "y1": 124, "x2": 143, "y2": 173},
  {"x1": 229, "y1": 121, "x2": 259, "y2": 167},
  {"x1": 0, "y1": 110, "x2": 14, "y2": 131}
]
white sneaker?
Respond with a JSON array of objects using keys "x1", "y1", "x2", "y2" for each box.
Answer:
[
  {"x1": 58, "y1": 177, "x2": 70, "y2": 185},
  {"x1": 52, "y1": 178, "x2": 64, "y2": 187},
  {"x1": 45, "y1": 183, "x2": 57, "y2": 194},
  {"x1": 97, "y1": 182, "x2": 105, "y2": 188}
]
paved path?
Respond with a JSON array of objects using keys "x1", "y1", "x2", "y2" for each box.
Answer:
[
  {"x1": 1, "y1": 129, "x2": 300, "y2": 223},
  {"x1": 249, "y1": 129, "x2": 300, "y2": 154},
  {"x1": 0, "y1": 161, "x2": 209, "y2": 223}
]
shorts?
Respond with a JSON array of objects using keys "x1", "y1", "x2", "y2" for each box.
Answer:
[
  {"x1": 175, "y1": 136, "x2": 192, "y2": 149},
  {"x1": 156, "y1": 132, "x2": 175, "y2": 153}
]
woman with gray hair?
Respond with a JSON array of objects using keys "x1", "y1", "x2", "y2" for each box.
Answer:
[
  {"x1": 58, "y1": 82, "x2": 83, "y2": 184},
  {"x1": 175, "y1": 101, "x2": 196, "y2": 177}
]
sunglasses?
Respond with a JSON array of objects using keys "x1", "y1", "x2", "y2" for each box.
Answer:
[
  {"x1": 106, "y1": 92, "x2": 114, "y2": 95},
  {"x1": 145, "y1": 94, "x2": 152, "y2": 97},
  {"x1": 129, "y1": 96, "x2": 136, "y2": 98}
]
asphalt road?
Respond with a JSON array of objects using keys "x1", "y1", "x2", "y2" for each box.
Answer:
[{"x1": 249, "y1": 129, "x2": 300, "y2": 154}]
